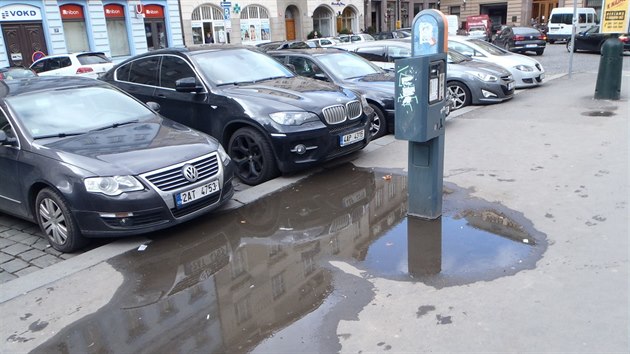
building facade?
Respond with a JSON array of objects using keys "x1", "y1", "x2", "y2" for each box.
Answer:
[{"x1": 0, "y1": 0, "x2": 602, "y2": 68}]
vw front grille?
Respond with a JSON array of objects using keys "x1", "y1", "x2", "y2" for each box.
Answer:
[{"x1": 143, "y1": 153, "x2": 219, "y2": 192}]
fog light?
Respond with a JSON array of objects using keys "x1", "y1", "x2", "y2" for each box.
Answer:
[
  {"x1": 119, "y1": 218, "x2": 132, "y2": 226},
  {"x1": 293, "y1": 144, "x2": 307, "y2": 154},
  {"x1": 482, "y1": 90, "x2": 498, "y2": 98}
]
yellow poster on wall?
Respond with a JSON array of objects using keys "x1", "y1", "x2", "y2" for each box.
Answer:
[{"x1": 601, "y1": 0, "x2": 630, "y2": 33}]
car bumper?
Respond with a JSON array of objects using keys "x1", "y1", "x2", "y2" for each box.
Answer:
[
  {"x1": 511, "y1": 42, "x2": 546, "y2": 52},
  {"x1": 547, "y1": 34, "x2": 570, "y2": 42},
  {"x1": 271, "y1": 115, "x2": 372, "y2": 173},
  {"x1": 470, "y1": 81, "x2": 514, "y2": 104},
  {"x1": 512, "y1": 70, "x2": 545, "y2": 88},
  {"x1": 71, "y1": 162, "x2": 235, "y2": 237}
]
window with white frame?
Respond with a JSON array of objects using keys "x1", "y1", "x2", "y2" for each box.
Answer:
[{"x1": 240, "y1": 5, "x2": 270, "y2": 43}]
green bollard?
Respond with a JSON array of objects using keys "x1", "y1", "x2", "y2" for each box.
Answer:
[{"x1": 594, "y1": 37, "x2": 624, "y2": 100}]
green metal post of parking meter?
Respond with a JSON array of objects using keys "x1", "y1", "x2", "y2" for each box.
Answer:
[{"x1": 394, "y1": 9, "x2": 448, "y2": 219}]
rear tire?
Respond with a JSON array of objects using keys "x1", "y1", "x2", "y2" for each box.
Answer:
[
  {"x1": 368, "y1": 104, "x2": 387, "y2": 139},
  {"x1": 35, "y1": 188, "x2": 86, "y2": 253},
  {"x1": 535, "y1": 50, "x2": 544, "y2": 56},
  {"x1": 447, "y1": 82, "x2": 471, "y2": 110},
  {"x1": 228, "y1": 127, "x2": 279, "y2": 186}
]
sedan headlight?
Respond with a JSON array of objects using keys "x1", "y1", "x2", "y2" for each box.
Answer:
[
  {"x1": 84, "y1": 176, "x2": 144, "y2": 196},
  {"x1": 217, "y1": 144, "x2": 231, "y2": 165},
  {"x1": 269, "y1": 111, "x2": 319, "y2": 125},
  {"x1": 471, "y1": 72, "x2": 499, "y2": 82},
  {"x1": 514, "y1": 65, "x2": 534, "y2": 72}
]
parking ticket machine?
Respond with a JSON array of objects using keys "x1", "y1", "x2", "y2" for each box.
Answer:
[{"x1": 394, "y1": 9, "x2": 448, "y2": 219}]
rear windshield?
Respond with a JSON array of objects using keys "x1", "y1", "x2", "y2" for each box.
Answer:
[{"x1": 77, "y1": 53, "x2": 111, "y2": 65}]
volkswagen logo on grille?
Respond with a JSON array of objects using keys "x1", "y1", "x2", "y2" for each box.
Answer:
[{"x1": 182, "y1": 164, "x2": 199, "y2": 182}]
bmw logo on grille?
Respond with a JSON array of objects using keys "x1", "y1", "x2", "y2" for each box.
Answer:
[{"x1": 182, "y1": 164, "x2": 199, "y2": 182}]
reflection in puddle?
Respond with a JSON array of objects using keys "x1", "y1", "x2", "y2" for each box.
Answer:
[{"x1": 33, "y1": 164, "x2": 546, "y2": 354}]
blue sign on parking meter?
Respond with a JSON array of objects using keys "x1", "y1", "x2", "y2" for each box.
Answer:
[{"x1": 394, "y1": 9, "x2": 448, "y2": 219}]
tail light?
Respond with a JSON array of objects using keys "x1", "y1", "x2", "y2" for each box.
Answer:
[
  {"x1": 514, "y1": 35, "x2": 525, "y2": 41},
  {"x1": 538, "y1": 34, "x2": 547, "y2": 40},
  {"x1": 76, "y1": 67, "x2": 94, "y2": 74},
  {"x1": 619, "y1": 35, "x2": 629, "y2": 43},
  {"x1": 0, "y1": 73, "x2": 5, "y2": 80}
]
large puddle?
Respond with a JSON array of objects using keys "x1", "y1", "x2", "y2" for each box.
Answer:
[{"x1": 32, "y1": 164, "x2": 546, "y2": 353}]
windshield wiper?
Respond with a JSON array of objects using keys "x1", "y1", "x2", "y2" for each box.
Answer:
[
  {"x1": 91, "y1": 120, "x2": 139, "y2": 132},
  {"x1": 33, "y1": 132, "x2": 86, "y2": 140},
  {"x1": 218, "y1": 76, "x2": 289, "y2": 86}
]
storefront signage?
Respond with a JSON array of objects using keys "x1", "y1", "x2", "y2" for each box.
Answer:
[
  {"x1": 0, "y1": 4, "x2": 43, "y2": 21},
  {"x1": 330, "y1": 1, "x2": 346, "y2": 6},
  {"x1": 601, "y1": 0, "x2": 630, "y2": 33},
  {"x1": 143, "y1": 5, "x2": 164, "y2": 18},
  {"x1": 104, "y1": 4, "x2": 125, "y2": 18},
  {"x1": 60, "y1": 4, "x2": 84, "y2": 19}
]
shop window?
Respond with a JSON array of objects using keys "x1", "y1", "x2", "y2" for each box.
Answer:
[
  {"x1": 60, "y1": 4, "x2": 89, "y2": 52},
  {"x1": 191, "y1": 5, "x2": 226, "y2": 44},
  {"x1": 104, "y1": 4, "x2": 130, "y2": 57},
  {"x1": 240, "y1": 5, "x2": 270, "y2": 43}
]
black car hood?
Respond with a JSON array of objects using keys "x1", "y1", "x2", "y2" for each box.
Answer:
[
  {"x1": 344, "y1": 73, "x2": 395, "y2": 95},
  {"x1": 35, "y1": 118, "x2": 219, "y2": 176},
  {"x1": 219, "y1": 76, "x2": 358, "y2": 112}
]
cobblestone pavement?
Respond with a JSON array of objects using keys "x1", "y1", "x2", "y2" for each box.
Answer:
[{"x1": 0, "y1": 213, "x2": 78, "y2": 284}]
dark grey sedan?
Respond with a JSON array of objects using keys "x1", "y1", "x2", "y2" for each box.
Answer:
[
  {"x1": 493, "y1": 26, "x2": 547, "y2": 56},
  {"x1": 0, "y1": 76, "x2": 234, "y2": 252}
]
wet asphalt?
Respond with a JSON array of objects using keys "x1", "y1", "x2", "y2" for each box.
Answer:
[{"x1": 1, "y1": 65, "x2": 628, "y2": 353}]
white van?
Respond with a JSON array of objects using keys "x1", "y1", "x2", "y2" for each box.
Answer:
[{"x1": 547, "y1": 7, "x2": 598, "y2": 43}]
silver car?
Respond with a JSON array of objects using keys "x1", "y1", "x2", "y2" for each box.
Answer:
[{"x1": 448, "y1": 37, "x2": 545, "y2": 89}]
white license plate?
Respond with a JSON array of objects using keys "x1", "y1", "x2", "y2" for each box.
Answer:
[
  {"x1": 175, "y1": 180, "x2": 220, "y2": 208},
  {"x1": 539, "y1": 73, "x2": 545, "y2": 80},
  {"x1": 525, "y1": 44, "x2": 537, "y2": 48},
  {"x1": 340, "y1": 129, "x2": 365, "y2": 147},
  {"x1": 508, "y1": 82, "x2": 514, "y2": 91}
]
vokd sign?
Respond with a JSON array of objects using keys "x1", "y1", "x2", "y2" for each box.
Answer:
[{"x1": 0, "y1": 5, "x2": 43, "y2": 21}]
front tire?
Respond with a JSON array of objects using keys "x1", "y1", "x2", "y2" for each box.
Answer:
[
  {"x1": 228, "y1": 127, "x2": 279, "y2": 186},
  {"x1": 35, "y1": 188, "x2": 86, "y2": 253},
  {"x1": 368, "y1": 104, "x2": 387, "y2": 139},
  {"x1": 447, "y1": 82, "x2": 471, "y2": 110}
]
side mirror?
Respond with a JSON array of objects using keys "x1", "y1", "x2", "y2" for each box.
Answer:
[
  {"x1": 313, "y1": 73, "x2": 329, "y2": 81},
  {"x1": 0, "y1": 130, "x2": 18, "y2": 146},
  {"x1": 175, "y1": 77, "x2": 204, "y2": 93},
  {"x1": 145, "y1": 101, "x2": 161, "y2": 112}
]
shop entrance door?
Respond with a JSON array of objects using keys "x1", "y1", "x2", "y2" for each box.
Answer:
[{"x1": 2, "y1": 22, "x2": 47, "y2": 67}]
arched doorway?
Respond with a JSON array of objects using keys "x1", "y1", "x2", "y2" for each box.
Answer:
[
  {"x1": 338, "y1": 7, "x2": 358, "y2": 33},
  {"x1": 313, "y1": 6, "x2": 335, "y2": 37},
  {"x1": 285, "y1": 5, "x2": 300, "y2": 40},
  {"x1": 191, "y1": 4, "x2": 228, "y2": 44}
]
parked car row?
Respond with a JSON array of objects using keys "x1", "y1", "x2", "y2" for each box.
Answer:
[
  {"x1": 1, "y1": 45, "x2": 378, "y2": 252},
  {"x1": 1, "y1": 35, "x2": 540, "y2": 253}
]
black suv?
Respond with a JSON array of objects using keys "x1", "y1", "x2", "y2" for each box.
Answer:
[{"x1": 101, "y1": 46, "x2": 371, "y2": 185}]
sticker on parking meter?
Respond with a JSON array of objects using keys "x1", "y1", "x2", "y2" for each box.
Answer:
[
  {"x1": 429, "y1": 77, "x2": 438, "y2": 102},
  {"x1": 414, "y1": 16, "x2": 439, "y2": 55}
]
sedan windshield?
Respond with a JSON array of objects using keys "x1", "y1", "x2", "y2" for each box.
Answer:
[
  {"x1": 468, "y1": 39, "x2": 511, "y2": 56},
  {"x1": 192, "y1": 48, "x2": 294, "y2": 85},
  {"x1": 316, "y1": 52, "x2": 383, "y2": 80},
  {"x1": 7, "y1": 86, "x2": 154, "y2": 139}
]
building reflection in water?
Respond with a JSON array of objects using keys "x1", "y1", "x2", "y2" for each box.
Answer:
[{"x1": 32, "y1": 165, "x2": 542, "y2": 353}]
